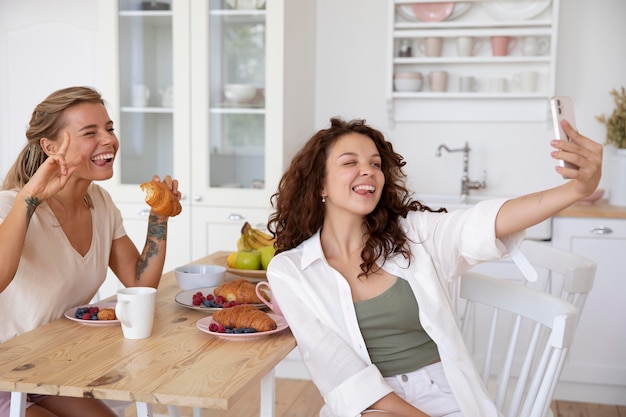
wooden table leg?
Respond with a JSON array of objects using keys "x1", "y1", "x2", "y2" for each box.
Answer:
[
  {"x1": 9, "y1": 392, "x2": 26, "y2": 417},
  {"x1": 259, "y1": 368, "x2": 275, "y2": 417}
]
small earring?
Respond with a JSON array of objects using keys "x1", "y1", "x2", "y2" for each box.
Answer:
[{"x1": 321, "y1": 196, "x2": 326, "y2": 203}]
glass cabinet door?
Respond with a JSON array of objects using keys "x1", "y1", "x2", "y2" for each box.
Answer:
[
  {"x1": 117, "y1": 0, "x2": 174, "y2": 186},
  {"x1": 207, "y1": 0, "x2": 266, "y2": 190}
]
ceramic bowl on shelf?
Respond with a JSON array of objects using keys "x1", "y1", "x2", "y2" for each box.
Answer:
[
  {"x1": 175, "y1": 264, "x2": 226, "y2": 291},
  {"x1": 225, "y1": 0, "x2": 266, "y2": 10},
  {"x1": 224, "y1": 84, "x2": 257, "y2": 103},
  {"x1": 394, "y1": 72, "x2": 423, "y2": 92},
  {"x1": 411, "y1": 2, "x2": 455, "y2": 22}
]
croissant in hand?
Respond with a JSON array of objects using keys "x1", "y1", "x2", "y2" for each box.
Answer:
[
  {"x1": 214, "y1": 278, "x2": 262, "y2": 304},
  {"x1": 140, "y1": 180, "x2": 182, "y2": 217},
  {"x1": 213, "y1": 305, "x2": 277, "y2": 332}
]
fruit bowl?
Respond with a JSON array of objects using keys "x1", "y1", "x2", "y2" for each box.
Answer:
[
  {"x1": 175, "y1": 264, "x2": 226, "y2": 291},
  {"x1": 214, "y1": 254, "x2": 267, "y2": 281}
]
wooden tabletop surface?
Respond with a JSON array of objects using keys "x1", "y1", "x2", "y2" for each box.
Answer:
[
  {"x1": 0, "y1": 251, "x2": 296, "y2": 410},
  {"x1": 556, "y1": 199, "x2": 626, "y2": 219}
]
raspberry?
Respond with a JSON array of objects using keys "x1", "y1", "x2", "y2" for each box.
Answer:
[
  {"x1": 82, "y1": 313, "x2": 91, "y2": 320},
  {"x1": 217, "y1": 323, "x2": 226, "y2": 333},
  {"x1": 208, "y1": 323, "x2": 218, "y2": 332},
  {"x1": 206, "y1": 294, "x2": 214, "y2": 301}
]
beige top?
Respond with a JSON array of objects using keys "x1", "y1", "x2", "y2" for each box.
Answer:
[{"x1": 0, "y1": 184, "x2": 125, "y2": 343}]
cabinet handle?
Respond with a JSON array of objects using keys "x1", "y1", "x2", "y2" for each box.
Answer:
[
  {"x1": 192, "y1": 195, "x2": 202, "y2": 202},
  {"x1": 590, "y1": 226, "x2": 613, "y2": 235},
  {"x1": 138, "y1": 209, "x2": 150, "y2": 216},
  {"x1": 228, "y1": 213, "x2": 245, "y2": 221}
]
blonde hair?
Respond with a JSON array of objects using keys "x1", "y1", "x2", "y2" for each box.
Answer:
[{"x1": 2, "y1": 86, "x2": 105, "y2": 207}]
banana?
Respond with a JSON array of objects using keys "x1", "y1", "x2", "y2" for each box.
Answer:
[
  {"x1": 240, "y1": 222, "x2": 275, "y2": 250},
  {"x1": 236, "y1": 234, "x2": 252, "y2": 251}
]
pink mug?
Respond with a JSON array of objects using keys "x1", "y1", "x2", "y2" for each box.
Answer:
[
  {"x1": 255, "y1": 281, "x2": 282, "y2": 316},
  {"x1": 490, "y1": 36, "x2": 517, "y2": 56}
]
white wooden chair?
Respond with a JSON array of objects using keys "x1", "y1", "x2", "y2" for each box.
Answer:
[
  {"x1": 516, "y1": 240, "x2": 596, "y2": 317},
  {"x1": 459, "y1": 272, "x2": 580, "y2": 417}
]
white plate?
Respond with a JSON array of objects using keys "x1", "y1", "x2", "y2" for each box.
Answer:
[
  {"x1": 64, "y1": 301, "x2": 119, "y2": 327},
  {"x1": 174, "y1": 287, "x2": 265, "y2": 313},
  {"x1": 196, "y1": 314, "x2": 288, "y2": 341},
  {"x1": 397, "y1": 2, "x2": 471, "y2": 22},
  {"x1": 481, "y1": 0, "x2": 551, "y2": 20}
]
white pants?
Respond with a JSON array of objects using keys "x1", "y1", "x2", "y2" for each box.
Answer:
[{"x1": 382, "y1": 362, "x2": 463, "y2": 417}]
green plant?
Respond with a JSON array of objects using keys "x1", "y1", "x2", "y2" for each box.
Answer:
[{"x1": 596, "y1": 86, "x2": 626, "y2": 148}]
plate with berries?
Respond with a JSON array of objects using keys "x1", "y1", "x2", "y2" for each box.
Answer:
[
  {"x1": 64, "y1": 302, "x2": 120, "y2": 326},
  {"x1": 196, "y1": 314, "x2": 288, "y2": 341},
  {"x1": 174, "y1": 287, "x2": 265, "y2": 313}
]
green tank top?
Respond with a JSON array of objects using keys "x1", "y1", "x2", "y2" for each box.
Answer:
[{"x1": 354, "y1": 277, "x2": 440, "y2": 377}]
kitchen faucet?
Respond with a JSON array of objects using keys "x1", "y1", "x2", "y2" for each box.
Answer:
[{"x1": 435, "y1": 141, "x2": 486, "y2": 202}]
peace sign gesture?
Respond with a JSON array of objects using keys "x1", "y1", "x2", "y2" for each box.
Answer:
[{"x1": 23, "y1": 132, "x2": 78, "y2": 202}]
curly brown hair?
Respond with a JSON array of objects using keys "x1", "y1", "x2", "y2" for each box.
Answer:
[{"x1": 268, "y1": 117, "x2": 445, "y2": 276}]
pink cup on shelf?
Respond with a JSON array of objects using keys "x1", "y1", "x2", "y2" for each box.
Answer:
[{"x1": 490, "y1": 36, "x2": 517, "y2": 56}]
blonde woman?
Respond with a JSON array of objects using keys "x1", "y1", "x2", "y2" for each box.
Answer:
[{"x1": 0, "y1": 86, "x2": 181, "y2": 417}]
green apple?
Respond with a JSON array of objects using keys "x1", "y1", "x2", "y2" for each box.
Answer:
[
  {"x1": 234, "y1": 250, "x2": 262, "y2": 270},
  {"x1": 259, "y1": 245, "x2": 276, "y2": 270}
]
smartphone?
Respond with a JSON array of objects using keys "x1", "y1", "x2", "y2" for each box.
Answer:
[{"x1": 550, "y1": 95, "x2": 578, "y2": 171}]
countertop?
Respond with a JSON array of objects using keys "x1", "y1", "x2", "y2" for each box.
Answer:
[{"x1": 556, "y1": 199, "x2": 626, "y2": 219}]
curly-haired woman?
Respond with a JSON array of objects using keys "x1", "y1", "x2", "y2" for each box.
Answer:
[{"x1": 266, "y1": 117, "x2": 602, "y2": 417}]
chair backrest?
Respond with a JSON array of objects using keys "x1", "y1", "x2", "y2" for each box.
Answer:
[
  {"x1": 459, "y1": 272, "x2": 579, "y2": 417},
  {"x1": 518, "y1": 240, "x2": 596, "y2": 317}
]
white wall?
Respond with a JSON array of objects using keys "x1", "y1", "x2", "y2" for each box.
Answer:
[
  {"x1": 314, "y1": 0, "x2": 626, "y2": 198},
  {"x1": 1, "y1": 0, "x2": 625, "y2": 198},
  {"x1": 0, "y1": 0, "x2": 101, "y2": 183}
]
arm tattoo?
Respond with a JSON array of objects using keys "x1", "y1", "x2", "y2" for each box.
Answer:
[
  {"x1": 136, "y1": 215, "x2": 168, "y2": 280},
  {"x1": 25, "y1": 196, "x2": 41, "y2": 226}
]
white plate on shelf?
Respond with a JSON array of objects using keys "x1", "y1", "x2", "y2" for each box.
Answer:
[
  {"x1": 64, "y1": 301, "x2": 119, "y2": 327},
  {"x1": 196, "y1": 314, "x2": 288, "y2": 341},
  {"x1": 397, "y1": 2, "x2": 471, "y2": 22},
  {"x1": 174, "y1": 287, "x2": 265, "y2": 313},
  {"x1": 481, "y1": 0, "x2": 551, "y2": 20}
]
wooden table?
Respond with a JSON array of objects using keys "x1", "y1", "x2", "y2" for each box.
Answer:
[{"x1": 0, "y1": 251, "x2": 296, "y2": 417}]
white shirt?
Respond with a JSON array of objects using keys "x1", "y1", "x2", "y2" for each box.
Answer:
[{"x1": 267, "y1": 198, "x2": 523, "y2": 417}]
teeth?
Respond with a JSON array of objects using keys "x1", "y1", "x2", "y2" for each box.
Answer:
[
  {"x1": 353, "y1": 185, "x2": 375, "y2": 192},
  {"x1": 91, "y1": 153, "x2": 114, "y2": 161}
]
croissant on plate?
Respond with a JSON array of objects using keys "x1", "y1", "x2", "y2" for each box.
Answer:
[
  {"x1": 140, "y1": 180, "x2": 182, "y2": 217},
  {"x1": 213, "y1": 305, "x2": 277, "y2": 332},
  {"x1": 214, "y1": 278, "x2": 262, "y2": 304}
]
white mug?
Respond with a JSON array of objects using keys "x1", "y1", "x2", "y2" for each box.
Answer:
[
  {"x1": 418, "y1": 37, "x2": 443, "y2": 57},
  {"x1": 513, "y1": 71, "x2": 539, "y2": 92},
  {"x1": 131, "y1": 84, "x2": 150, "y2": 107},
  {"x1": 115, "y1": 287, "x2": 157, "y2": 339},
  {"x1": 521, "y1": 36, "x2": 549, "y2": 56},
  {"x1": 255, "y1": 281, "x2": 282, "y2": 316},
  {"x1": 459, "y1": 76, "x2": 479, "y2": 92},
  {"x1": 489, "y1": 77, "x2": 507, "y2": 92},
  {"x1": 456, "y1": 36, "x2": 482, "y2": 57}
]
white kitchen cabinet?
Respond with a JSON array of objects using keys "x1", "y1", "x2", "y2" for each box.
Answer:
[
  {"x1": 96, "y1": 0, "x2": 316, "y2": 273},
  {"x1": 387, "y1": 0, "x2": 560, "y2": 123},
  {"x1": 552, "y1": 216, "x2": 626, "y2": 405}
]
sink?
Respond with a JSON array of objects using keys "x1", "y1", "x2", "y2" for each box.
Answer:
[{"x1": 416, "y1": 194, "x2": 552, "y2": 240}]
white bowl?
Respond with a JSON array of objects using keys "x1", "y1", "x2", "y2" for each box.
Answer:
[
  {"x1": 224, "y1": 84, "x2": 257, "y2": 103},
  {"x1": 174, "y1": 264, "x2": 226, "y2": 291}
]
